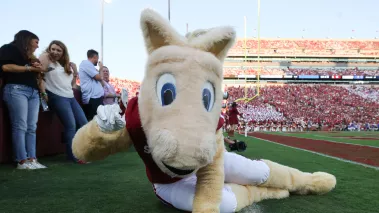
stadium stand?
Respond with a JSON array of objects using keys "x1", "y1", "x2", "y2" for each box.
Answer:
[
  {"x1": 225, "y1": 84, "x2": 379, "y2": 131},
  {"x1": 228, "y1": 38, "x2": 379, "y2": 57}
]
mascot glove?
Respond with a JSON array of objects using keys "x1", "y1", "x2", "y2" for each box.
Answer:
[
  {"x1": 121, "y1": 88, "x2": 129, "y2": 108},
  {"x1": 95, "y1": 104, "x2": 125, "y2": 133}
]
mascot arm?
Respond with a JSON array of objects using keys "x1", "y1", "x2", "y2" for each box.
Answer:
[
  {"x1": 192, "y1": 130, "x2": 225, "y2": 213},
  {"x1": 72, "y1": 117, "x2": 132, "y2": 162}
]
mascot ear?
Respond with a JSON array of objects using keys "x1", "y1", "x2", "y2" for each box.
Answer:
[
  {"x1": 140, "y1": 8, "x2": 185, "y2": 54},
  {"x1": 189, "y1": 27, "x2": 236, "y2": 62}
]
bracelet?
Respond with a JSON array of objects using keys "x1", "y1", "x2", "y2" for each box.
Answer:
[
  {"x1": 41, "y1": 92, "x2": 47, "y2": 97},
  {"x1": 25, "y1": 65, "x2": 31, "y2": 72}
]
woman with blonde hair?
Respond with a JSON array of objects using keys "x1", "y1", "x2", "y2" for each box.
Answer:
[{"x1": 39, "y1": 40, "x2": 88, "y2": 164}]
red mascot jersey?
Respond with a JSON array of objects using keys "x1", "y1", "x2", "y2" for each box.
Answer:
[{"x1": 124, "y1": 97, "x2": 224, "y2": 184}]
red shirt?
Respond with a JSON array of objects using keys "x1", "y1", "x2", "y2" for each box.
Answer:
[
  {"x1": 125, "y1": 97, "x2": 224, "y2": 184},
  {"x1": 228, "y1": 107, "x2": 239, "y2": 125}
]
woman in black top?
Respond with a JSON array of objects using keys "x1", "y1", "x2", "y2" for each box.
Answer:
[{"x1": 0, "y1": 30, "x2": 49, "y2": 169}]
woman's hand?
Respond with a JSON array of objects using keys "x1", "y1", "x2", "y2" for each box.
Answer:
[
  {"x1": 31, "y1": 61, "x2": 42, "y2": 68},
  {"x1": 30, "y1": 64, "x2": 49, "y2": 73},
  {"x1": 41, "y1": 92, "x2": 48, "y2": 102},
  {"x1": 70, "y1": 62, "x2": 77, "y2": 71}
]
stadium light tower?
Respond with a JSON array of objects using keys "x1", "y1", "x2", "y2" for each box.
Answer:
[
  {"x1": 101, "y1": 0, "x2": 112, "y2": 63},
  {"x1": 168, "y1": 0, "x2": 171, "y2": 22}
]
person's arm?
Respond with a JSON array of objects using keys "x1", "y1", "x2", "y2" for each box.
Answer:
[
  {"x1": 69, "y1": 62, "x2": 79, "y2": 88},
  {"x1": 224, "y1": 137, "x2": 235, "y2": 144},
  {"x1": 98, "y1": 66, "x2": 106, "y2": 87},
  {"x1": 82, "y1": 61, "x2": 104, "y2": 83},
  {"x1": 103, "y1": 84, "x2": 112, "y2": 98},
  {"x1": 37, "y1": 77, "x2": 48, "y2": 101},
  {"x1": 104, "y1": 84, "x2": 120, "y2": 98},
  {"x1": 38, "y1": 53, "x2": 50, "y2": 70},
  {"x1": 0, "y1": 45, "x2": 45, "y2": 73},
  {"x1": 2, "y1": 64, "x2": 46, "y2": 73},
  {"x1": 37, "y1": 53, "x2": 49, "y2": 99}
]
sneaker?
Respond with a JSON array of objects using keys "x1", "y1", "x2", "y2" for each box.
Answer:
[
  {"x1": 17, "y1": 162, "x2": 37, "y2": 170},
  {"x1": 29, "y1": 159, "x2": 47, "y2": 169}
]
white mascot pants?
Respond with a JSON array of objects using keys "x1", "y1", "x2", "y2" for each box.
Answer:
[{"x1": 153, "y1": 151, "x2": 270, "y2": 213}]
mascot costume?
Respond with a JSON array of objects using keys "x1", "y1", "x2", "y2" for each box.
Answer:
[{"x1": 72, "y1": 8, "x2": 336, "y2": 213}]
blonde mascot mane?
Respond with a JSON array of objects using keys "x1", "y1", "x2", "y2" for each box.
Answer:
[{"x1": 72, "y1": 8, "x2": 336, "y2": 213}]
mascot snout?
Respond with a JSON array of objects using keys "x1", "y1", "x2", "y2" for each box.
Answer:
[{"x1": 148, "y1": 128, "x2": 217, "y2": 177}]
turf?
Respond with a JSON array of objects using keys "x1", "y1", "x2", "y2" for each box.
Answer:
[
  {"x1": 0, "y1": 134, "x2": 378, "y2": 213},
  {"x1": 267, "y1": 131, "x2": 379, "y2": 147}
]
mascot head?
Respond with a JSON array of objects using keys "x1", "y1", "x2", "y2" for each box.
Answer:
[{"x1": 138, "y1": 9, "x2": 236, "y2": 178}]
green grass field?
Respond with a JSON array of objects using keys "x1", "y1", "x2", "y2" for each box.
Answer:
[
  {"x1": 1, "y1": 132, "x2": 378, "y2": 213},
  {"x1": 267, "y1": 131, "x2": 379, "y2": 147}
]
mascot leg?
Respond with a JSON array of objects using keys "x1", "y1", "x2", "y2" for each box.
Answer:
[
  {"x1": 153, "y1": 176, "x2": 287, "y2": 213},
  {"x1": 223, "y1": 152, "x2": 336, "y2": 196},
  {"x1": 153, "y1": 175, "x2": 238, "y2": 213},
  {"x1": 223, "y1": 152, "x2": 289, "y2": 211},
  {"x1": 227, "y1": 183, "x2": 289, "y2": 212},
  {"x1": 260, "y1": 159, "x2": 336, "y2": 195}
]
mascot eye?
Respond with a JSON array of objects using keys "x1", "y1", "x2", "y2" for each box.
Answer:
[
  {"x1": 156, "y1": 73, "x2": 176, "y2": 106},
  {"x1": 202, "y1": 81, "x2": 215, "y2": 111}
]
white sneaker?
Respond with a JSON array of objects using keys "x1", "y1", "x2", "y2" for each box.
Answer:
[
  {"x1": 29, "y1": 159, "x2": 47, "y2": 169},
  {"x1": 16, "y1": 162, "x2": 37, "y2": 170}
]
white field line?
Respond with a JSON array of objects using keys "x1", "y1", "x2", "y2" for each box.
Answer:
[
  {"x1": 271, "y1": 132, "x2": 379, "y2": 148},
  {"x1": 244, "y1": 134, "x2": 379, "y2": 171},
  {"x1": 310, "y1": 135, "x2": 379, "y2": 148}
]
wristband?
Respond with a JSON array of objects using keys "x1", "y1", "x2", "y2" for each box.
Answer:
[
  {"x1": 25, "y1": 65, "x2": 31, "y2": 72},
  {"x1": 41, "y1": 92, "x2": 47, "y2": 97}
]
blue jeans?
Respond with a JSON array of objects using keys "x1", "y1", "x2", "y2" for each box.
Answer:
[
  {"x1": 46, "y1": 90, "x2": 88, "y2": 161},
  {"x1": 2, "y1": 84, "x2": 40, "y2": 162}
]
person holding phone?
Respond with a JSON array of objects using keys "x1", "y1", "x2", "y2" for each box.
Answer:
[
  {"x1": 38, "y1": 40, "x2": 88, "y2": 164},
  {"x1": 0, "y1": 30, "x2": 49, "y2": 169},
  {"x1": 78, "y1": 49, "x2": 105, "y2": 121}
]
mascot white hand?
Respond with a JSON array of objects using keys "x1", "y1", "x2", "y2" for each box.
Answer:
[
  {"x1": 121, "y1": 88, "x2": 129, "y2": 108},
  {"x1": 95, "y1": 104, "x2": 125, "y2": 133}
]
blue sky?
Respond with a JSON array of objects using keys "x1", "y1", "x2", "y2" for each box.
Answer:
[{"x1": 1, "y1": 0, "x2": 378, "y2": 81}]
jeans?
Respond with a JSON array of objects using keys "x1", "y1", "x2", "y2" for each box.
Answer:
[
  {"x1": 47, "y1": 90, "x2": 88, "y2": 161},
  {"x1": 3, "y1": 84, "x2": 40, "y2": 162},
  {"x1": 83, "y1": 97, "x2": 103, "y2": 121}
]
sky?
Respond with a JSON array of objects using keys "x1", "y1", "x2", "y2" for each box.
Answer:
[{"x1": 1, "y1": 0, "x2": 378, "y2": 82}]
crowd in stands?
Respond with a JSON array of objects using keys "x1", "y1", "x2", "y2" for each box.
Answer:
[
  {"x1": 346, "y1": 85, "x2": 379, "y2": 103},
  {"x1": 223, "y1": 67, "x2": 379, "y2": 76},
  {"x1": 225, "y1": 84, "x2": 379, "y2": 132},
  {"x1": 107, "y1": 78, "x2": 140, "y2": 97},
  {"x1": 228, "y1": 39, "x2": 379, "y2": 56}
]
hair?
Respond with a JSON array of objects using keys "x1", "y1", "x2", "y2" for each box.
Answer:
[
  {"x1": 45, "y1": 40, "x2": 72, "y2": 75},
  {"x1": 10, "y1": 30, "x2": 39, "y2": 59},
  {"x1": 87, "y1": 49, "x2": 99, "y2": 58},
  {"x1": 231, "y1": 102, "x2": 237, "y2": 108}
]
